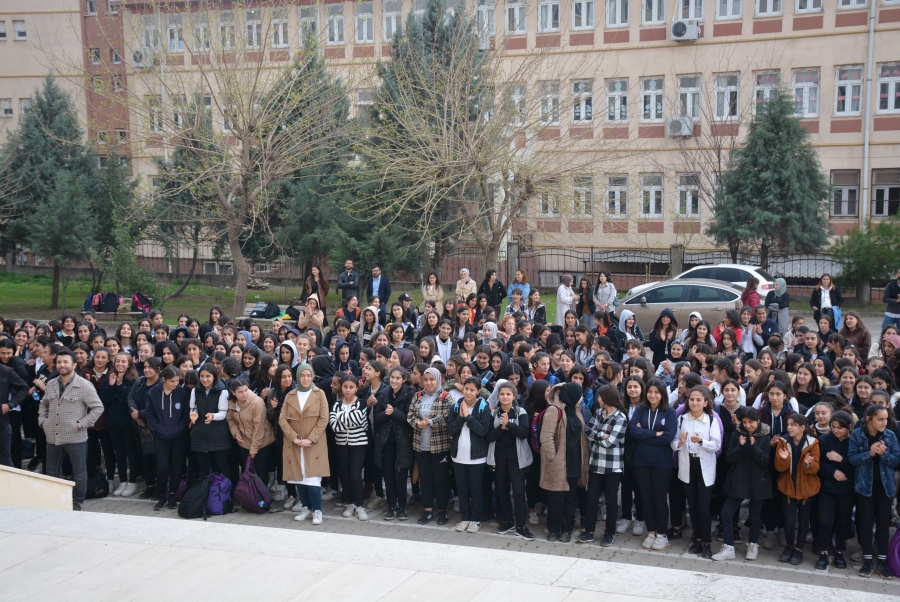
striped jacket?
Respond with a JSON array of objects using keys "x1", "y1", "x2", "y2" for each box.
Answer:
[
  {"x1": 585, "y1": 407, "x2": 627, "y2": 474},
  {"x1": 329, "y1": 398, "x2": 369, "y2": 446},
  {"x1": 38, "y1": 374, "x2": 104, "y2": 446},
  {"x1": 407, "y1": 390, "x2": 452, "y2": 453}
]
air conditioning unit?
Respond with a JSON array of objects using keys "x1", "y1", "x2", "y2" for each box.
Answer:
[
  {"x1": 132, "y1": 48, "x2": 147, "y2": 68},
  {"x1": 671, "y1": 19, "x2": 700, "y2": 41},
  {"x1": 667, "y1": 117, "x2": 694, "y2": 138}
]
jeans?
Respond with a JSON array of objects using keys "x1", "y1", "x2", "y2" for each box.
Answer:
[
  {"x1": 546, "y1": 477, "x2": 579, "y2": 535},
  {"x1": 46, "y1": 441, "x2": 88, "y2": 503},
  {"x1": 108, "y1": 425, "x2": 141, "y2": 483},
  {"x1": 720, "y1": 497, "x2": 764, "y2": 545},
  {"x1": 783, "y1": 496, "x2": 814, "y2": 550},
  {"x1": 381, "y1": 441, "x2": 409, "y2": 510},
  {"x1": 154, "y1": 435, "x2": 188, "y2": 496},
  {"x1": 683, "y1": 457, "x2": 713, "y2": 543},
  {"x1": 634, "y1": 465, "x2": 672, "y2": 534},
  {"x1": 338, "y1": 445, "x2": 366, "y2": 507},
  {"x1": 580, "y1": 315, "x2": 595, "y2": 329},
  {"x1": 0, "y1": 424, "x2": 11, "y2": 467},
  {"x1": 453, "y1": 461, "x2": 485, "y2": 522},
  {"x1": 297, "y1": 484, "x2": 322, "y2": 512},
  {"x1": 494, "y1": 445, "x2": 528, "y2": 527},
  {"x1": 816, "y1": 490, "x2": 854, "y2": 553},
  {"x1": 583, "y1": 471, "x2": 622, "y2": 536},
  {"x1": 882, "y1": 314, "x2": 900, "y2": 333},
  {"x1": 416, "y1": 450, "x2": 450, "y2": 511},
  {"x1": 856, "y1": 486, "x2": 893, "y2": 558}
]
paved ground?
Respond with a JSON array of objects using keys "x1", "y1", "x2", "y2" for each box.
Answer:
[{"x1": 78, "y1": 483, "x2": 899, "y2": 597}]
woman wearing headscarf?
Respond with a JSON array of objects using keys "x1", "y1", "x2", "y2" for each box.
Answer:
[
  {"x1": 279, "y1": 363, "x2": 330, "y2": 525},
  {"x1": 540, "y1": 382, "x2": 589, "y2": 543},
  {"x1": 297, "y1": 294, "x2": 325, "y2": 330},
  {"x1": 407, "y1": 366, "x2": 453, "y2": 525},
  {"x1": 556, "y1": 275, "x2": 577, "y2": 327},
  {"x1": 764, "y1": 278, "x2": 791, "y2": 334},
  {"x1": 278, "y1": 340, "x2": 299, "y2": 369},
  {"x1": 456, "y1": 269, "x2": 478, "y2": 302},
  {"x1": 394, "y1": 348, "x2": 416, "y2": 372}
]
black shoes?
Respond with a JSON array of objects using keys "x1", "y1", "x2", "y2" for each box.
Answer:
[
  {"x1": 701, "y1": 544, "x2": 713, "y2": 560},
  {"x1": 153, "y1": 497, "x2": 166, "y2": 510},
  {"x1": 418, "y1": 511, "x2": 434, "y2": 525},
  {"x1": 547, "y1": 532, "x2": 559, "y2": 543},
  {"x1": 876, "y1": 560, "x2": 895, "y2": 579},
  {"x1": 559, "y1": 531, "x2": 572, "y2": 543},
  {"x1": 497, "y1": 522, "x2": 515, "y2": 535},
  {"x1": 815, "y1": 553, "x2": 829, "y2": 570},
  {"x1": 139, "y1": 487, "x2": 155, "y2": 500},
  {"x1": 397, "y1": 508, "x2": 409, "y2": 521},
  {"x1": 688, "y1": 540, "x2": 702, "y2": 555},
  {"x1": 778, "y1": 547, "x2": 793, "y2": 563},
  {"x1": 437, "y1": 511, "x2": 449, "y2": 526},
  {"x1": 600, "y1": 533, "x2": 615, "y2": 547},
  {"x1": 859, "y1": 559, "x2": 874, "y2": 578},
  {"x1": 515, "y1": 526, "x2": 535, "y2": 541},
  {"x1": 668, "y1": 526, "x2": 684, "y2": 541},
  {"x1": 383, "y1": 507, "x2": 397, "y2": 521},
  {"x1": 834, "y1": 551, "x2": 847, "y2": 569},
  {"x1": 576, "y1": 532, "x2": 594, "y2": 544},
  {"x1": 789, "y1": 549, "x2": 803, "y2": 566},
  {"x1": 166, "y1": 496, "x2": 177, "y2": 509}
]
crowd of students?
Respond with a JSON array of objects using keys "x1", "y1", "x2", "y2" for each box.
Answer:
[{"x1": 2, "y1": 267, "x2": 900, "y2": 579}]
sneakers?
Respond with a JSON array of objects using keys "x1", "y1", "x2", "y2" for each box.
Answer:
[
  {"x1": 547, "y1": 532, "x2": 560, "y2": 543},
  {"x1": 72, "y1": 502, "x2": 82, "y2": 511},
  {"x1": 701, "y1": 544, "x2": 713, "y2": 560},
  {"x1": 418, "y1": 511, "x2": 434, "y2": 525},
  {"x1": 616, "y1": 519, "x2": 631, "y2": 534},
  {"x1": 576, "y1": 532, "x2": 595, "y2": 544},
  {"x1": 437, "y1": 511, "x2": 449, "y2": 525},
  {"x1": 632, "y1": 520, "x2": 646, "y2": 537},
  {"x1": 139, "y1": 487, "x2": 155, "y2": 500},
  {"x1": 834, "y1": 551, "x2": 847, "y2": 569},
  {"x1": 778, "y1": 547, "x2": 793, "y2": 563},
  {"x1": 667, "y1": 526, "x2": 684, "y2": 541},
  {"x1": 559, "y1": 531, "x2": 571, "y2": 543},
  {"x1": 467, "y1": 521, "x2": 481, "y2": 533},
  {"x1": 342, "y1": 503, "x2": 357, "y2": 518},
  {"x1": 291, "y1": 501, "x2": 306, "y2": 512},
  {"x1": 153, "y1": 497, "x2": 166, "y2": 511},
  {"x1": 745, "y1": 542, "x2": 759, "y2": 561},
  {"x1": 367, "y1": 497, "x2": 386, "y2": 510},
  {"x1": 528, "y1": 511, "x2": 540, "y2": 525},
  {"x1": 687, "y1": 540, "x2": 702, "y2": 555},
  {"x1": 600, "y1": 533, "x2": 615, "y2": 547},
  {"x1": 651, "y1": 535, "x2": 670, "y2": 551},
  {"x1": 515, "y1": 526, "x2": 535, "y2": 541},
  {"x1": 383, "y1": 507, "x2": 397, "y2": 521},
  {"x1": 166, "y1": 496, "x2": 177, "y2": 509},
  {"x1": 294, "y1": 508, "x2": 311, "y2": 521},
  {"x1": 815, "y1": 553, "x2": 830, "y2": 570},
  {"x1": 859, "y1": 559, "x2": 874, "y2": 578},
  {"x1": 312, "y1": 510, "x2": 323, "y2": 525},
  {"x1": 455, "y1": 520, "x2": 471, "y2": 532},
  {"x1": 397, "y1": 508, "x2": 409, "y2": 521},
  {"x1": 113, "y1": 482, "x2": 127, "y2": 497},
  {"x1": 762, "y1": 530, "x2": 777, "y2": 550},
  {"x1": 121, "y1": 483, "x2": 138, "y2": 497},
  {"x1": 356, "y1": 506, "x2": 368, "y2": 521},
  {"x1": 712, "y1": 544, "x2": 735, "y2": 561},
  {"x1": 496, "y1": 522, "x2": 515, "y2": 535},
  {"x1": 789, "y1": 549, "x2": 803, "y2": 566},
  {"x1": 282, "y1": 496, "x2": 297, "y2": 510},
  {"x1": 642, "y1": 534, "x2": 656, "y2": 549},
  {"x1": 876, "y1": 560, "x2": 895, "y2": 579},
  {"x1": 320, "y1": 489, "x2": 337, "y2": 502}
]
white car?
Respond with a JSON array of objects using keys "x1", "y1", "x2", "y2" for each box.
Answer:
[{"x1": 627, "y1": 264, "x2": 776, "y2": 298}]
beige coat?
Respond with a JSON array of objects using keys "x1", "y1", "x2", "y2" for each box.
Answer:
[
  {"x1": 279, "y1": 387, "x2": 330, "y2": 480},
  {"x1": 539, "y1": 399, "x2": 589, "y2": 492},
  {"x1": 455, "y1": 279, "x2": 477, "y2": 301},
  {"x1": 297, "y1": 293, "x2": 325, "y2": 329},
  {"x1": 421, "y1": 284, "x2": 444, "y2": 310},
  {"x1": 226, "y1": 392, "x2": 275, "y2": 456}
]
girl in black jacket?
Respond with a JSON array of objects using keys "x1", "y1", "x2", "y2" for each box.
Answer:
[
  {"x1": 487, "y1": 381, "x2": 533, "y2": 540},
  {"x1": 814, "y1": 410, "x2": 855, "y2": 570},
  {"x1": 374, "y1": 367, "x2": 415, "y2": 520},
  {"x1": 447, "y1": 378, "x2": 493, "y2": 532},
  {"x1": 146, "y1": 366, "x2": 191, "y2": 509}
]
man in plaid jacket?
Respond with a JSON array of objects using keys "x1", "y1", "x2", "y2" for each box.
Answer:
[{"x1": 38, "y1": 349, "x2": 103, "y2": 510}]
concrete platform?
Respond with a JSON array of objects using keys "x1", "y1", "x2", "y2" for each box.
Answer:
[{"x1": 0, "y1": 507, "x2": 896, "y2": 602}]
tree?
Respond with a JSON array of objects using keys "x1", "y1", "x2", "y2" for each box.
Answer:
[
  {"x1": 91, "y1": 152, "x2": 141, "y2": 291},
  {"x1": 832, "y1": 218, "x2": 900, "y2": 302},
  {"x1": 708, "y1": 87, "x2": 830, "y2": 270},
  {"x1": 27, "y1": 171, "x2": 97, "y2": 309}
]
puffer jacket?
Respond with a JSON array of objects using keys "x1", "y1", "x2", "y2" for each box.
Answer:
[
  {"x1": 723, "y1": 422, "x2": 772, "y2": 500},
  {"x1": 374, "y1": 383, "x2": 415, "y2": 470},
  {"x1": 446, "y1": 398, "x2": 493, "y2": 462}
]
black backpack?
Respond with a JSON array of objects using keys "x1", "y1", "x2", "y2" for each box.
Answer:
[
  {"x1": 284, "y1": 305, "x2": 301, "y2": 321},
  {"x1": 178, "y1": 476, "x2": 211, "y2": 520},
  {"x1": 84, "y1": 473, "x2": 110, "y2": 499},
  {"x1": 262, "y1": 301, "x2": 281, "y2": 319},
  {"x1": 248, "y1": 301, "x2": 268, "y2": 318},
  {"x1": 100, "y1": 292, "x2": 121, "y2": 313}
]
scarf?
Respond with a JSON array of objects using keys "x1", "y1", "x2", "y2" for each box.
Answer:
[{"x1": 295, "y1": 363, "x2": 314, "y2": 392}]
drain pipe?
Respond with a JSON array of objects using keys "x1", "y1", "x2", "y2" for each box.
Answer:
[{"x1": 860, "y1": 0, "x2": 876, "y2": 233}]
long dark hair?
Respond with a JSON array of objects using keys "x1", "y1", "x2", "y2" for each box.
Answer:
[
  {"x1": 525, "y1": 378, "x2": 551, "y2": 420},
  {"x1": 597, "y1": 384, "x2": 626, "y2": 414},
  {"x1": 643, "y1": 378, "x2": 670, "y2": 411}
]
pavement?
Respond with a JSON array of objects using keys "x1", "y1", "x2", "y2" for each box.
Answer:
[{"x1": 1, "y1": 505, "x2": 898, "y2": 602}]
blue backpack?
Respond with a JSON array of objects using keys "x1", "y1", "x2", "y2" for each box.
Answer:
[{"x1": 206, "y1": 473, "x2": 233, "y2": 515}]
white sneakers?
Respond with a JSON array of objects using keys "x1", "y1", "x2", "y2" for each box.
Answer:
[
  {"x1": 112, "y1": 482, "x2": 127, "y2": 497},
  {"x1": 642, "y1": 534, "x2": 656, "y2": 549},
  {"x1": 291, "y1": 501, "x2": 306, "y2": 512},
  {"x1": 745, "y1": 542, "x2": 759, "y2": 561},
  {"x1": 632, "y1": 520, "x2": 646, "y2": 536},
  {"x1": 320, "y1": 489, "x2": 337, "y2": 502},
  {"x1": 528, "y1": 512, "x2": 539, "y2": 525},
  {"x1": 294, "y1": 508, "x2": 312, "y2": 521},
  {"x1": 342, "y1": 503, "x2": 357, "y2": 518},
  {"x1": 467, "y1": 522, "x2": 481, "y2": 533},
  {"x1": 712, "y1": 544, "x2": 735, "y2": 561},
  {"x1": 312, "y1": 510, "x2": 323, "y2": 525},
  {"x1": 121, "y1": 483, "x2": 137, "y2": 497},
  {"x1": 616, "y1": 519, "x2": 631, "y2": 534},
  {"x1": 356, "y1": 506, "x2": 368, "y2": 521},
  {"x1": 651, "y1": 535, "x2": 669, "y2": 550},
  {"x1": 282, "y1": 496, "x2": 297, "y2": 510},
  {"x1": 455, "y1": 520, "x2": 470, "y2": 532}
]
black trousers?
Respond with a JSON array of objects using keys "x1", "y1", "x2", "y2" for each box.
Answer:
[
  {"x1": 621, "y1": 462, "x2": 644, "y2": 521},
  {"x1": 195, "y1": 449, "x2": 230, "y2": 481},
  {"x1": 721, "y1": 497, "x2": 764, "y2": 545},
  {"x1": 454, "y1": 461, "x2": 485, "y2": 521},
  {"x1": 338, "y1": 445, "x2": 366, "y2": 506},
  {"x1": 634, "y1": 465, "x2": 672, "y2": 534},
  {"x1": 416, "y1": 450, "x2": 450, "y2": 511},
  {"x1": 546, "y1": 477, "x2": 579, "y2": 535},
  {"x1": 762, "y1": 464, "x2": 784, "y2": 531},
  {"x1": 8, "y1": 411, "x2": 23, "y2": 469},
  {"x1": 783, "y1": 496, "x2": 814, "y2": 550},
  {"x1": 583, "y1": 471, "x2": 622, "y2": 536},
  {"x1": 88, "y1": 428, "x2": 116, "y2": 480},
  {"x1": 683, "y1": 457, "x2": 713, "y2": 543},
  {"x1": 525, "y1": 454, "x2": 543, "y2": 509},
  {"x1": 237, "y1": 444, "x2": 271, "y2": 483},
  {"x1": 364, "y1": 438, "x2": 384, "y2": 498},
  {"x1": 155, "y1": 435, "x2": 188, "y2": 496},
  {"x1": 381, "y1": 440, "x2": 409, "y2": 510},
  {"x1": 669, "y1": 472, "x2": 685, "y2": 528},
  {"x1": 108, "y1": 425, "x2": 141, "y2": 483},
  {"x1": 816, "y1": 490, "x2": 854, "y2": 553},
  {"x1": 494, "y1": 445, "x2": 528, "y2": 527},
  {"x1": 133, "y1": 427, "x2": 154, "y2": 487},
  {"x1": 856, "y1": 486, "x2": 893, "y2": 558}
]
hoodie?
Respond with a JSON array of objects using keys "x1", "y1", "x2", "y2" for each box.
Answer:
[
  {"x1": 238, "y1": 330, "x2": 257, "y2": 350},
  {"x1": 352, "y1": 306, "x2": 384, "y2": 346},
  {"x1": 278, "y1": 340, "x2": 299, "y2": 368},
  {"x1": 145, "y1": 382, "x2": 191, "y2": 440},
  {"x1": 333, "y1": 338, "x2": 361, "y2": 377},
  {"x1": 617, "y1": 309, "x2": 644, "y2": 343},
  {"x1": 648, "y1": 308, "x2": 678, "y2": 366},
  {"x1": 678, "y1": 311, "x2": 703, "y2": 344}
]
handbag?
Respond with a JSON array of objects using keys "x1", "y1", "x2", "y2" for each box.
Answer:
[
  {"x1": 138, "y1": 425, "x2": 155, "y2": 455},
  {"x1": 233, "y1": 456, "x2": 273, "y2": 514}
]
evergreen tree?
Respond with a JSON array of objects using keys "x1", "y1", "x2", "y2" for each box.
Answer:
[{"x1": 708, "y1": 87, "x2": 830, "y2": 269}]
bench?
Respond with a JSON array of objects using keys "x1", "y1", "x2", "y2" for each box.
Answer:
[
  {"x1": 81, "y1": 306, "x2": 144, "y2": 320},
  {"x1": 237, "y1": 303, "x2": 292, "y2": 322}
]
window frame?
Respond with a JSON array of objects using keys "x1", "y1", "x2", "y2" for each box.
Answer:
[
  {"x1": 717, "y1": 0, "x2": 742, "y2": 19},
  {"x1": 112, "y1": 74, "x2": 123, "y2": 92},
  {"x1": 218, "y1": 12, "x2": 235, "y2": 50},
  {"x1": 607, "y1": 0, "x2": 629, "y2": 27},
  {"x1": 714, "y1": 73, "x2": 739, "y2": 121},
  {"x1": 0, "y1": 99, "x2": 12, "y2": 117},
  {"x1": 193, "y1": 14, "x2": 210, "y2": 51},
  {"x1": 573, "y1": 175, "x2": 594, "y2": 216},
  {"x1": 108, "y1": 0, "x2": 119, "y2": 15},
  {"x1": 830, "y1": 170, "x2": 860, "y2": 217},
  {"x1": 245, "y1": 8, "x2": 262, "y2": 48},
  {"x1": 540, "y1": 190, "x2": 561, "y2": 217},
  {"x1": 20, "y1": 98, "x2": 31, "y2": 116},
  {"x1": 148, "y1": 97, "x2": 163, "y2": 133},
  {"x1": 678, "y1": 74, "x2": 701, "y2": 121},
  {"x1": 355, "y1": 89, "x2": 374, "y2": 125},
  {"x1": 540, "y1": 81, "x2": 561, "y2": 126},
  {"x1": 355, "y1": 2, "x2": 374, "y2": 44},
  {"x1": 755, "y1": 0, "x2": 783, "y2": 16},
  {"x1": 640, "y1": 174, "x2": 664, "y2": 217},
  {"x1": 680, "y1": 0, "x2": 703, "y2": 19},
  {"x1": 837, "y1": 0, "x2": 867, "y2": 8},
  {"x1": 167, "y1": 14, "x2": 184, "y2": 53},
  {"x1": 506, "y1": 0, "x2": 527, "y2": 35},
  {"x1": 872, "y1": 171, "x2": 900, "y2": 218},
  {"x1": 643, "y1": 0, "x2": 666, "y2": 24},
  {"x1": 877, "y1": 63, "x2": 900, "y2": 115},
  {"x1": 384, "y1": 3, "x2": 402, "y2": 42},
  {"x1": 792, "y1": 69, "x2": 819, "y2": 118},
  {"x1": 641, "y1": 77, "x2": 664, "y2": 123},
  {"x1": 572, "y1": 81, "x2": 594, "y2": 124},
  {"x1": 89, "y1": 48, "x2": 101, "y2": 65},
  {"x1": 835, "y1": 66, "x2": 863, "y2": 117},
  {"x1": 476, "y1": 0, "x2": 495, "y2": 48},
  {"x1": 271, "y1": 8, "x2": 289, "y2": 48},
  {"x1": 539, "y1": 0, "x2": 561, "y2": 32},
  {"x1": 753, "y1": 71, "x2": 780, "y2": 113},
  {"x1": 0, "y1": 22, "x2": 6, "y2": 41},
  {"x1": 111, "y1": 48, "x2": 121, "y2": 64},
  {"x1": 606, "y1": 174, "x2": 628, "y2": 217},
  {"x1": 299, "y1": 6, "x2": 319, "y2": 43},
  {"x1": 13, "y1": 20, "x2": 26, "y2": 40},
  {"x1": 573, "y1": 0, "x2": 595, "y2": 29},
  {"x1": 86, "y1": 0, "x2": 98, "y2": 16},
  {"x1": 795, "y1": 0, "x2": 823, "y2": 12},
  {"x1": 327, "y1": 6, "x2": 345, "y2": 45},
  {"x1": 606, "y1": 79, "x2": 628, "y2": 123},
  {"x1": 677, "y1": 173, "x2": 701, "y2": 217}
]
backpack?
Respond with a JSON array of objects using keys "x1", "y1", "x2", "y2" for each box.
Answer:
[
  {"x1": 131, "y1": 292, "x2": 152, "y2": 314},
  {"x1": 262, "y1": 301, "x2": 281, "y2": 319},
  {"x1": 100, "y1": 292, "x2": 121, "y2": 313},
  {"x1": 84, "y1": 473, "x2": 110, "y2": 499},
  {"x1": 284, "y1": 305, "x2": 301, "y2": 321},
  {"x1": 233, "y1": 457, "x2": 273, "y2": 514},
  {"x1": 206, "y1": 472, "x2": 233, "y2": 515},
  {"x1": 530, "y1": 406, "x2": 563, "y2": 453},
  {"x1": 178, "y1": 476, "x2": 211, "y2": 519},
  {"x1": 248, "y1": 301, "x2": 268, "y2": 318},
  {"x1": 82, "y1": 293, "x2": 94, "y2": 313},
  {"x1": 90, "y1": 292, "x2": 103, "y2": 312},
  {"x1": 887, "y1": 525, "x2": 900, "y2": 576}
]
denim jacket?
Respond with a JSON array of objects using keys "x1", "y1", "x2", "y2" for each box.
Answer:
[{"x1": 848, "y1": 426, "x2": 900, "y2": 498}]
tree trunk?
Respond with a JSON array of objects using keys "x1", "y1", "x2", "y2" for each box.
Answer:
[
  {"x1": 484, "y1": 244, "x2": 500, "y2": 277},
  {"x1": 759, "y1": 243, "x2": 769, "y2": 272},
  {"x1": 166, "y1": 240, "x2": 199, "y2": 299},
  {"x1": 61, "y1": 270, "x2": 69, "y2": 311},
  {"x1": 50, "y1": 264, "x2": 60, "y2": 310},
  {"x1": 729, "y1": 242, "x2": 739, "y2": 264},
  {"x1": 431, "y1": 236, "x2": 451, "y2": 273},
  {"x1": 227, "y1": 229, "x2": 249, "y2": 320}
]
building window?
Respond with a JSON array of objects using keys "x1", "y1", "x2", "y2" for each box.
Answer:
[
  {"x1": 512, "y1": 84, "x2": 527, "y2": 125},
  {"x1": 13, "y1": 20, "x2": 26, "y2": 40},
  {"x1": 167, "y1": 14, "x2": 183, "y2": 52},
  {"x1": 606, "y1": 79, "x2": 628, "y2": 123},
  {"x1": 607, "y1": 175, "x2": 628, "y2": 216},
  {"x1": 796, "y1": 0, "x2": 823, "y2": 12},
  {"x1": 573, "y1": 0, "x2": 595, "y2": 28},
  {"x1": 385, "y1": 1, "x2": 402, "y2": 42},
  {"x1": 573, "y1": 176, "x2": 594, "y2": 216},
  {"x1": 219, "y1": 11, "x2": 235, "y2": 49},
  {"x1": 539, "y1": 0, "x2": 561, "y2": 31},
  {"x1": 86, "y1": 0, "x2": 98, "y2": 16},
  {"x1": 677, "y1": 173, "x2": 700, "y2": 216},
  {"x1": 754, "y1": 71, "x2": 779, "y2": 110},
  {"x1": 89, "y1": 48, "x2": 101, "y2": 65},
  {"x1": 117, "y1": 129, "x2": 126, "y2": 144},
  {"x1": 0, "y1": 22, "x2": 6, "y2": 41},
  {"x1": 756, "y1": 0, "x2": 782, "y2": 15},
  {"x1": 607, "y1": 0, "x2": 629, "y2": 26},
  {"x1": 540, "y1": 189, "x2": 560, "y2": 217},
  {"x1": 643, "y1": 0, "x2": 666, "y2": 24},
  {"x1": 506, "y1": 0, "x2": 527, "y2": 34},
  {"x1": 97, "y1": 156, "x2": 108, "y2": 169},
  {"x1": 222, "y1": 106, "x2": 236, "y2": 133},
  {"x1": 20, "y1": 99, "x2": 31, "y2": 115},
  {"x1": 642, "y1": 77, "x2": 664, "y2": 122},
  {"x1": 356, "y1": 2, "x2": 374, "y2": 44},
  {"x1": 641, "y1": 174, "x2": 664, "y2": 217},
  {"x1": 678, "y1": 75, "x2": 701, "y2": 120},
  {"x1": 355, "y1": 89, "x2": 374, "y2": 125},
  {"x1": 714, "y1": 73, "x2": 739, "y2": 120},
  {"x1": 717, "y1": 0, "x2": 742, "y2": 18},
  {"x1": 92, "y1": 76, "x2": 103, "y2": 91},
  {"x1": 140, "y1": 15, "x2": 158, "y2": 49},
  {"x1": 108, "y1": 0, "x2": 119, "y2": 15},
  {"x1": 830, "y1": 171, "x2": 859, "y2": 217},
  {"x1": 327, "y1": 5, "x2": 345, "y2": 45},
  {"x1": 118, "y1": 156, "x2": 128, "y2": 169},
  {"x1": 540, "y1": 82, "x2": 560, "y2": 125},
  {"x1": 877, "y1": 63, "x2": 900, "y2": 114},
  {"x1": 873, "y1": 170, "x2": 900, "y2": 217},
  {"x1": 838, "y1": 0, "x2": 867, "y2": 7},
  {"x1": 476, "y1": 0, "x2": 495, "y2": 48},
  {"x1": 245, "y1": 9, "x2": 261, "y2": 48},
  {"x1": 111, "y1": 48, "x2": 121, "y2": 64},
  {"x1": 97, "y1": 130, "x2": 108, "y2": 146},
  {"x1": 113, "y1": 75, "x2": 123, "y2": 91},
  {"x1": 572, "y1": 81, "x2": 593, "y2": 123},
  {"x1": 835, "y1": 66, "x2": 863, "y2": 116},
  {"x1": 793, "y1": 69, "x2": 819, "y2": 117},
  {"x1": 148, "y1": 97, "x2": 162, "y2": 133},
  {"x1": 0, "y1": 99, "x2": 12, "y2": 117},
  {"x1": 192, "y1": 13, "x2": 210, "y2": 51},
  {"x1": 299, "y1": 6, "x2": 318, "y2": 42},
  {"x1": 680, "y1": 0, "x2": 703, "y2": 19},
  {"x1": 272, "y1": 8, "x2": 289, "y2": 47}
]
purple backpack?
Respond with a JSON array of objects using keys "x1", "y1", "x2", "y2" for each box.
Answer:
[
  {"x1": 887, "y1": 525, "x2": 900, "y2": 576},
  {"x1": 206, "y1": 473, "x2": 233, "y2": 515},
  {"x1": 233, "y1": 457, "x2": 273, "y2": 514}
]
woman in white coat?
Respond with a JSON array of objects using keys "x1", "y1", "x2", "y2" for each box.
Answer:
[{"x1": 556, "y1": 274, "x2": 577, "y2": 326}]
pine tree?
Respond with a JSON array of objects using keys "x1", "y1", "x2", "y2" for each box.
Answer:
[{"x1": 708, "y1": 87, "x2": 830, "y2": 270}]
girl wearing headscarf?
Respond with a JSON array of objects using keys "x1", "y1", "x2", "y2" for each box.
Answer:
[
  {"x1": 540, "y1": 382, "x2": 589, "y2": 543},
  {"x1": 280, "y1": 363, "x2": 330, "y2": 525},
  {"x1": 764, "y1": 278, "x2": 791, "y2": 333},
  {"x1": 394, "y1": 348, "x2": 416, "y2": 372},
  {"x1": 297, "y1": 294, "x2": 325, "y2": 330},
  {"x1": 407, "y1": 366, "x2": 453, "y2": 525},
  {"x1": 556, "y1": 275, "x2": 577, "y2": 326},
  {"x1": 456, "y1": 269, "x2": 478, "y2": 302},
  {"x1": 278, "y1": 340, "x2": 299, "y2": 369}
]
